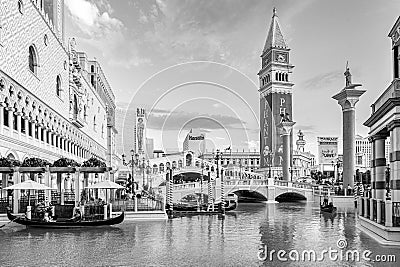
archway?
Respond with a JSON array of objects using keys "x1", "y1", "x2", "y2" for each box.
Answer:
[
  {"x1": 232, "y1": 190, "x2": 267, "y2": 202},
  {"x1": 275, "y1": 192, "x2": 306, "y2": 202}
]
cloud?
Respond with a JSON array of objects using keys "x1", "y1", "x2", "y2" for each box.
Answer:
[
  {"x1": 65, "y1": 0, "x2": 123, "y2": 35},
  {"x1": 65, "y1": 0, "x2": 150, "y2": 68},
  {"x1": 301, "y1": 70, "x2": 342, "y2": 90},
  {"x1": 146, "y1": 109, "x2": 247, "y2": 131},
  {"x1": 244, "y1": 140, "x2": 259, "y2": 150}
]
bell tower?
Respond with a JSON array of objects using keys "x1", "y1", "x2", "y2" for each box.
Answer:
[{"x1": 259, "y1": 8, "x2": 294, "y2": 169}]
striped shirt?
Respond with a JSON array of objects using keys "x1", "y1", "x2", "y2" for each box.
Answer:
[{"x1": 354, "y1": 185, "x2": 359, "y2": 200}]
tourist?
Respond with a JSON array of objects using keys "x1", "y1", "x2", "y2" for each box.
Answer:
[{"x1": 347, "y1": 184, "x2": 352, "y2": 195}]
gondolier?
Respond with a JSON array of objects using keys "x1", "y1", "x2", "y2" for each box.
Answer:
[{"x1": 354, "y1": 183, "x2": 359, "y2": 208}]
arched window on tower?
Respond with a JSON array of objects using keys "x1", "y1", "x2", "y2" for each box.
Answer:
[
  {"x1": 29, "y1": 45, "x2": 38, "y2": 75},
  {"x1": 285, "y1": 73, "x2": 288, "y2": 82},
  {"x1": 275, "y1": 73, "x2": 278, "y2": 81}
]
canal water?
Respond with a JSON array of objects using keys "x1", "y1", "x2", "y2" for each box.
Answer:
[{"x1": 0, "y1": 200, "x2": 399, "y2": 266}]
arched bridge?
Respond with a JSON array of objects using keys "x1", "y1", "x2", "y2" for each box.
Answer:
[{"x1": 166, "y1": 178, "x2": 317, "y2": 203}]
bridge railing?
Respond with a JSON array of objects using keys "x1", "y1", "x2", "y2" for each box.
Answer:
[
  {"x1": 292, "y1": 182, "x2": 313, "y2": 189},
  {"x1": 173, "y1": 182, "x2": 197, "y2": 190},
  {"x1": 274, "y1": 180, "x2": 288, "y2": 187}
]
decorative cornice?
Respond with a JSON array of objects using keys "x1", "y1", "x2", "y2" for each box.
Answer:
[
  {"x1": 364, "y1": 98, "x2": 400, "y2": 127},
  {"x1": 332, "y1": 88, "x2": 366, "y2": 111},
  {"x1": 386, "y1": 119, "x2": 400, "y2": 132}
]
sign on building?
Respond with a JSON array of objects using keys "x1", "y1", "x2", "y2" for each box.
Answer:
[{"x1": 317, "y1": 137, "x2": 338, "y2": 164}]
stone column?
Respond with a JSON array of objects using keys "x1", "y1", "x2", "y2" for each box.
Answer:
[
  {"x1": 15, "y1": 112, "x2": 21, "y2": 139},
  {"x1": 373, "y1": 135, "x2": 387, "y2": 200},
  {"x1": 278, "y1": 121, "x2": 296, "y2": 181},
  {"x1": 7, "y1": 107, "x2": 13, "y2": 132},
  {"x1": 37, "y1": 125, "x2": 42, "y2": 145},
  {"x1": 389, "y1": 121, "x2": 400, "y2": 226},
  {"x1": 368, "y1": 136, "x2": 375, "y2": 199},
  {"x1": 332, "y1": 86, "x2": 366, "y2": 191}
]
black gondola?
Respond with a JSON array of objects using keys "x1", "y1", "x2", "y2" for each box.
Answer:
[
  {"x1": 7, "y1": 210, "x2": 124, "y2": 228},
  {"x1": 173, "y1": 200, "x2": 238, "y2": 212},
  {"x1": 320, "y1": 195, "x2": 337, "y2": 213}
]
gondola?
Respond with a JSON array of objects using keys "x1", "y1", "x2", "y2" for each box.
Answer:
[
  {"x1": 7, "y1": 210, "x2": 124, "y2": 228},
  {"x1": 173, "y1": 199, "x2": 238, "y2": 212}
]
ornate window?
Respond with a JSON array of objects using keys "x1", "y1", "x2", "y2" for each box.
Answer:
[
  {"x1": 28, "y1": 45, "x2": 38, "y2": 75},
  {"x1": 56, "y1": 75, "x2": 61, "y2": 97}
]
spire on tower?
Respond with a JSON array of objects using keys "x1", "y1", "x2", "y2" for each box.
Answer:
[{"x1": 263, "y1": 8, "x2": 288, "y2": 53}]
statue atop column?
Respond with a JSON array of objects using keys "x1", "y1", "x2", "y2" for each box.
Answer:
[{"x1": 344, "y1": 62, "x2": 362, "y2": 89}]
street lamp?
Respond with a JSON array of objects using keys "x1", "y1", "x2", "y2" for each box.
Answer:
[
  {"x1": 212, "y1": 149, "x2": 224, "y2": 212},
  {"x1": 122, "y1": 149, "x2": 139, "y2": 196}
]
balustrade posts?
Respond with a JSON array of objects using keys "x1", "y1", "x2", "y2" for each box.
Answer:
[
  {"x1": 267, "y1": 178, "x2": 274, "y2": 186},
  {"x1": 369, "y1": 198, "x2": 374, "y2": 220},
  {"x1": 288, "y1": 182, "x2": 293, "y2": 188},
  {"x1": 385, "y1": 200, "x2": 393, "y2": 227},
  {"x1": 377, "y1": 199, "x2": 382, "y2": 224}
]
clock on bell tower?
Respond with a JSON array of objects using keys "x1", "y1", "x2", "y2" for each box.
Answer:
[{"x1": 258, "y1": 8, "x2": 295, "y2": 170}]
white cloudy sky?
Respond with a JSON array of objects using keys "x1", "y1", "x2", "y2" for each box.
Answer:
[{"x1": 64, "y1": 0, "x2": 399, "y2": 155}]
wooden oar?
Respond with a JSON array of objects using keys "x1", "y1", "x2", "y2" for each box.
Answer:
[{"x1": 0, "y1": 217, "x2": 17, "y2": 228}]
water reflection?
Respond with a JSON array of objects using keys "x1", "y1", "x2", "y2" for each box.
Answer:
[{"x1": 0, "y1": 201, "x2": 399, "y2": 266}]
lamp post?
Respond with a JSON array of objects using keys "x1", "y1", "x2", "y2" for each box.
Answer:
[
  {"x1": 121, "y1": 149, "x2": 139, "y2": 196},
  {"x1": 212, "y1": 149, "x2": 224, "y2": 213},
  {"x1": 266, "y1": 151, "x2": 274, "y2": 178},
  {"x1": 385, "y1": 164, "x2": 391, "y2": 200},
  {"x1": 146, "y1": 160, "x2": 151, "y2": 191}
]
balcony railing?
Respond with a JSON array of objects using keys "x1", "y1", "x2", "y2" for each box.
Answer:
[{"x1": 111, "y1": 198, "x2": 164, "y2": 212}]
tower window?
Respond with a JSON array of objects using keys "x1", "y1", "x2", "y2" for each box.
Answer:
[
  {"x1": 28, "y1": 45, "x2": 38, "y2": 75},
  {"x1": 275, "y1": 73, "x2": 278, "y2": 81},
  {"x1": 56, "y1": 75, "x2": 62, "y2": 97}
]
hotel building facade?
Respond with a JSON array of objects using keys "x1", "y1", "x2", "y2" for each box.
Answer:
[{"x1": 0, "y1": 0, "x2": 117, "y2": 188}]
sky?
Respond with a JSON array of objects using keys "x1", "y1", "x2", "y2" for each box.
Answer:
[{"x1": 64, "y1": 0, "x2": 400, "y2": 156}]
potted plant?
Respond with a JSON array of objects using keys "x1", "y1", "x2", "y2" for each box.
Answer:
[
  {"x1": 19, "y1": 157, "x2": 50, "y2": 173},
  {"x1": 80, "y1": 157, "x2": 107, "y2": 173},
  {"x1": 50, "y1": 157, "x2": 80, "y2": 173},
  {"x1": 0, "y1": 157, "x2": 21, "y2": 173}
]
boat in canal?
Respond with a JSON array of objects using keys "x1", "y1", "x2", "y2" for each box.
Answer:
[
  {"x1": 7, "y1": 210, "x2": 125, "y2": 228},
  {"x1": 320, "y1": 195, "x2": 336, "y2": 213},
  {"x1": 174, "y1": 193, "x2": 238, "y2": 212}
]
